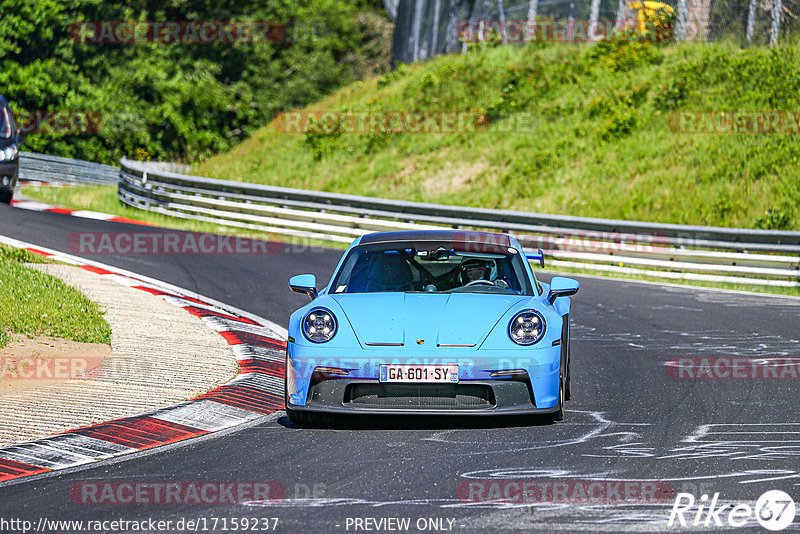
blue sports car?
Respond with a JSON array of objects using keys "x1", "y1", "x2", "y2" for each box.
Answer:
[{"x1": 284, "y1": 230, "x2": 579, "y2": 423}]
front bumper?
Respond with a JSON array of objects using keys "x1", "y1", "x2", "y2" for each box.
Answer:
[
  {"x1": 286, "y1": 378, "x2": 561, "y2": 416},
  {"x1": 286, "y1": 344, "x2": 563, "y2": 416}
]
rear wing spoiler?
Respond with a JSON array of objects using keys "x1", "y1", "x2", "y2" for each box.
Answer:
[{"x1": 527, "y1": 249, "x2": 545, "y2": 268}]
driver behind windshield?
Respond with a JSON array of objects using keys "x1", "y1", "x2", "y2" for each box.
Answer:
[
  {"x1": 459, "y1": 258, "x2": 493, "y2": 284},
  {"x1": 331, "y1": 245, "x2": 530, "y2": 294},
  {"x1": 458, "y1": 258, "x2": 509, "y2": 289}
]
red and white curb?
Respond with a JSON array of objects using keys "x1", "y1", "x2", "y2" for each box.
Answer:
[
  {"x1": 0, "y1": 235, "x2": 287, "y2": 484},
  {"x1": 10, "y1": 199, "x2": 150, "y2": 226},
  {"x1": 17, "y1": 180, "x2": 74, "y2": 188}
]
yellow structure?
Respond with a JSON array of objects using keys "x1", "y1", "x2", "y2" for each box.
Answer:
[{"x1": 628, "y1": 1, "x2": 675, "y2": 34}]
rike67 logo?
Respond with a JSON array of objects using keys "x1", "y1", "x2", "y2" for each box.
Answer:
[{"x1": 668, "y1": 490, "x2": 796, "y2": 531}]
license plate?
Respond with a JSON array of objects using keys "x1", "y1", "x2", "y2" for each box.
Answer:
[{"x1": 379, "y1": 364, "x2": 458, "y2": 383}]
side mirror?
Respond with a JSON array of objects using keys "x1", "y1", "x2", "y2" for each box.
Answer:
[
  {"x1": 547, "y1": 276, "x2": 579, "y2": 304},
  {"x1": 289, "y1": 274, "x2": 318, "y2": 300},
  {"x1": 529, "y1": 249, "x2": 545, "y2": 268}
]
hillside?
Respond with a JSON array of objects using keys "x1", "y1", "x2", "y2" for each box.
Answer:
[{"x1": 196, "y1": 40, "x2": 800, "y2": 230}]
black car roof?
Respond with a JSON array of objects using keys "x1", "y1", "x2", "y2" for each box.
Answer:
[{"x1": 359, "y1": 230, "x2": 511, "y2": 247}]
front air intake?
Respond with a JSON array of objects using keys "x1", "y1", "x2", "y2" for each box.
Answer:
[{"x1": 345, "y1": 383, "x2": 495, "y2": 409}]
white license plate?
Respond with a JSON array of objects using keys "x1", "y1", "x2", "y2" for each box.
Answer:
[{"x1": 379, "y1": 364, "x2": 458, "y2": 383}]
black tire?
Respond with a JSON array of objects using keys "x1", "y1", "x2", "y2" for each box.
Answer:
[
  {"x1": 551, "y1": 337, "x2": 567, "y2": 420},
  {"x1": 284, "y1": 375, "x2": 318, "y2": 425},
  {"x1": 551, "y1": 377, "x2": 565, "y2": 421},
  {"x1": 565, "y1": 344, "x2": 572, "y2": 401},
  {"x1": 549, "y1": 360, "x2": 565, "y2": 423},
  {"x1": 0, "y1": 188, "x2": 12, "y2": 204},
  {"x1": 285, "y1": 406, "x2": 316, "y2": 425}
]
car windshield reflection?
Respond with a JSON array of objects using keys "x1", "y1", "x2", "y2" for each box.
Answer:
[
  {"x1": 0, "y1": 106, "x2": 13, "y2": 139},
  {"x1": 329, "y1": 243, "x2": 533, "y2": 295}
]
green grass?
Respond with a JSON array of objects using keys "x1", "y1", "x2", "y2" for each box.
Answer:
[
  {"x1": 0, "y1": 244, "x2": 55, "y2": 264},
  {"x1": 194, "y1": 39, "x2": 800, "y2": 231},
  {"x1": 0, "y1": 244, "x2": 112, "y2": 349}
]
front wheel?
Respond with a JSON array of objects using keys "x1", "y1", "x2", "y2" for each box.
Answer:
[
  {"x1": 286, "y1": 406, "x2": 316, "y2": 425},
  {"x1": 551, "y1": 373, "x2": 565, "y2": 422},
  {"x1": 565, "y1": 346, "x2": 572, "y2": 401},
  {"x1": 285, "y1": 375, "x2": 313, "y2": 425},
  {"x1": 0, "y1": 188, "x2": 12, "y2": 204}
]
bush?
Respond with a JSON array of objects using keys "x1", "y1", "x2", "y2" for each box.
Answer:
[
  {"x1": 756, "y1": 208, "x2": 793, "y2": 230},
  {"x1": 0, "y1": 0, "x2": 391, "y2": 164},
  {"x1": 588, "y1": 37, "x2": 663, "y2": 72}
]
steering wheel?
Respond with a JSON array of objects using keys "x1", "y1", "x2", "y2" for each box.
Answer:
[
  {"x1": 493, "y1": 278, "x2": 510, "y2": 289},
  {"x1": 404, "y1": 254, "x2": 461, "y2": 287},
  {"x1": 464, "y1": 279, "x2": 495, "y2": 287}
]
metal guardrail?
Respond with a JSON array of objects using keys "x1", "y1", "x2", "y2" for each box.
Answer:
[
  {"x1": 118, "y1": 157, "x2": 800, "y2": 288},
  {"x1": 19, "y1": 151, "x2": 118, "y2": 186}
]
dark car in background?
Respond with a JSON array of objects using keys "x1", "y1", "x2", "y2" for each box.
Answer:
[{"x1": 0, "y1": 95, "x2": 21, "y2": 203}]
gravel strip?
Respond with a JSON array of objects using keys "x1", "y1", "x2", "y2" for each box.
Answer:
[{"x1": 0, "y1": 264, "x2": 239, "y2": 446}]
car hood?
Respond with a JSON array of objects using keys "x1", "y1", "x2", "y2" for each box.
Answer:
[{"x1": 330, "y1": 292, "x2": 528, "y2": 349}]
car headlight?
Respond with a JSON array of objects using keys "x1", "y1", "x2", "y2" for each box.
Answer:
[
  {"x1": 1, "y1": 145, "x2": 17, "y2": 162},
  {"x1": 302, "y1": 308, "x2": 337, "y2": 343},
  {"x1": 508, "y1": 310, "x2": 546, "y2": 346}
]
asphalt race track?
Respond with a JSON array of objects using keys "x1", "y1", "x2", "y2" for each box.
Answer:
[{"x1": 1, "y1": 203, "x2": 800, "y2": 533}]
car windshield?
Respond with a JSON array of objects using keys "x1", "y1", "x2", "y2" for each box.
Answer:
[
  {"x1": 0, "y1": 105, "x2": 13, "y2": 138},
  {"x1": 329, "y1": 242, "x2": 533, "y2": 295}
]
